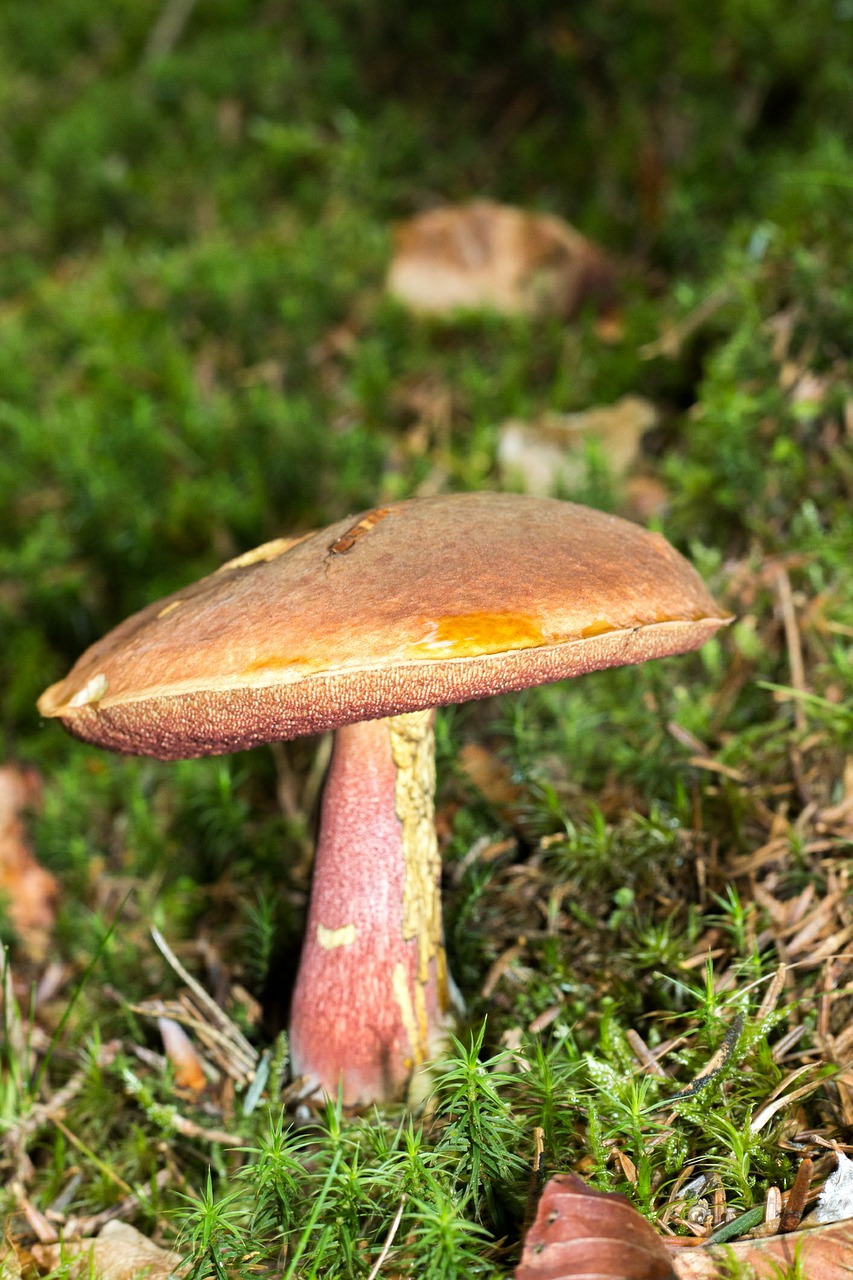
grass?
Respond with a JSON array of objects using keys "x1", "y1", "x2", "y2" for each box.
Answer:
[{"x1": 1, "y1": 1, "x2": 852, "y2": 1276}]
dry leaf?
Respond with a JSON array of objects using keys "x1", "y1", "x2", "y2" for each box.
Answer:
[
  {"x1": 594, "y1": 307, "x2": 626, "y2": 344},
  {"x1": 0, "y1": 764, "x2": 57, "y2": 959},
  {"x1": 458, "y1": 743, "x2": 523, "y2": 809},
  {"x1": 498, "y1": 396, "x2": 657, "y2": 497},
  {"x1": 516, "y1": 1173, "x2": 678, "y2": 1280},
  {"x1": 32, "y1": 1220, "x2": 186, "y2": 1280},
  {"x1": 669, "y1": 1218, "x2": 853, "y2": 1278},
  {"x1": 387, "y1": 201, "x2": 617, "y2": 321},
  {"x1": 158, "y1": 1016, "x2": 208, "y2": 1092},
  {"x1": 624, "y1": 476, "x2": 670, "y2": 522}
]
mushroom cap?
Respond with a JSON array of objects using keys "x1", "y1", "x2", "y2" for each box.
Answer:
[
  {"x1": 39, "y1": 494, "x2": 729, "y2": 760},
  {"x1": 386, "y1": 201, "x2": 617, "y2": 319}
]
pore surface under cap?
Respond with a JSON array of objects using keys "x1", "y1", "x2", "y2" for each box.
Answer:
[{"x1": 39, "y1": 493, "x2": 728, "y2": 759}]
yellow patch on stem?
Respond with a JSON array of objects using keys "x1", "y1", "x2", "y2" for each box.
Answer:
[
  {"x1": 389, "y1": 712, "x2": 441, "y2": 982},
  {"x1": 316, "y1": 922, "x2": 357, "y2": 950},
  {"x1": 388, "y1": 711, "x2": 454, "y2": 1073},
  {"x1": 391, "y1": 962, "x2": 420, "y2": 1070}
]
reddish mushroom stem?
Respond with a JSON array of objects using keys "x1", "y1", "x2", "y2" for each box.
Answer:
[{"x1": 289, "y1": 711, "x2": 454, "y2": 1105}]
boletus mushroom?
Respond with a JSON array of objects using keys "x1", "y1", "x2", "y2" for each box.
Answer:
[
  {"x1": 39, "y1": 494, "x2": 728, "y2": 1105},
  {"x1": 386, "y1": 201, "x2": 617, "y2": 320}
]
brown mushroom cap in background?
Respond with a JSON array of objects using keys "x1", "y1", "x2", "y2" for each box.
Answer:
[
  {"x1": 38, "y1": 493, "x2": 729, "y2": 760},
  {"x1": 386, "y1": 201, "x2": 617, "y2": 320}
]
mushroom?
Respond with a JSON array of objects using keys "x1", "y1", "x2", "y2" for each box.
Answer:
[
  {"x1": 386, "y1": 201, "x2": 617, "y2": 320},
  {"x1": 38, "y1": 493, "x2": 728, "y2": 1105}
]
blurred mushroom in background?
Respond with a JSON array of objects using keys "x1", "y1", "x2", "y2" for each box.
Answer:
[
  {"x1": 498, "y1": 394, "x2": 659, "y2": 499},
  {"x1": 387, "y1": 201, "x2": 617, "y2": 320}
]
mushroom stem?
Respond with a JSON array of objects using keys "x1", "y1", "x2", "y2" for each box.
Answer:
[{"x1": 289, "y1": 711, "x2": 453, "y2": 1105}]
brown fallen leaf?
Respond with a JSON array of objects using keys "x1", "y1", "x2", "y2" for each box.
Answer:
[
  {"x1": 669, "y1": 1218, "x2": 853, "y2": 1278},
  {"x1": 498, "y1": 396, "x2": 658, "y2": 497},
  {"x1": 0, "y1": 764, "x2": 57, "y2": 959},
  {"x1": 158, "y1": 1016, "x2": 208, "y2": 1092},
  {"x1": 516, "y1": 1173, "x2": 678, "y2": 1280},
  {"x1": 387, "y1": 201, "x2": 617, "y2": 321},
  {"x1": 458, "y1": 743, "x2": 523, "y2": 810},
  {"x1": 624, "y1": 475, "x2": 670, "y2": 522},
  {"x1": 32, "y1": 1220, "x2": 186, "y2": 1280}
]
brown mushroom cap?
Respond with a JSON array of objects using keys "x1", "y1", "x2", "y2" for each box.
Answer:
[{"x1": 38, "y1": 494, "x2": 729, "y2": 760}]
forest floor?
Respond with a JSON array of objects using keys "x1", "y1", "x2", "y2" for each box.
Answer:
[{"x1": 1, "y1": 2, "x2": 852, "y2": 1276}]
